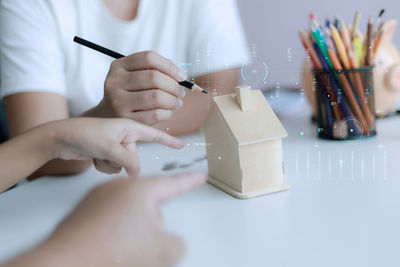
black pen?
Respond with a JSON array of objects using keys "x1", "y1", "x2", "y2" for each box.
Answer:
[{"x1": 73, "y1": 36, "x2": 208, "y2": 94}]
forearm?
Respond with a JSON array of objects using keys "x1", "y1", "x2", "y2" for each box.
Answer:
[
  {"x1": 25, "y1": 104, "x2": 107, "y2": 180},
  {"x1": 26, "y1": 107, "x2": 101, "y2": 179},
  {"x1": 2, "y1": 238, "x2": 77, "y2": 267},
  {"x1": 0, "y1": 126, "x2": 54, "y2": 192},
  {"x1": 27, "y1": 160, "x2": 92, "y2": 180},
  {"x1": 4, "y1": 93, "x2": 91, "y2": 179}
]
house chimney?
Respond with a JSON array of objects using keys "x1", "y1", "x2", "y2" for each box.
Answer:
[{"x1": 235, "y1": 85, "x2": 254, "y2": 112}]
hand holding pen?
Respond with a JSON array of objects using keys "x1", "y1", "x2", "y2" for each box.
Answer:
[{"x1": 74, "y1": 37, "x2": 207, "y2": 126}]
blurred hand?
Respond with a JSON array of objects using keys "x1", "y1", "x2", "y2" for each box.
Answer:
[
  {"x1": 97, "y1": 51, "x2": 187, "y2": 125},
  {"x1": 48, "y1": 172, "x2": 207, "y2": 267},
  {"x1": 52, "y1": 118, "x2": 184, "y2": 176}
]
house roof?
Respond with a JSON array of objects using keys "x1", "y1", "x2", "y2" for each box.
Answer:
[{"x1": 203, "y1": 90, "x2": 288, "y2": 145}]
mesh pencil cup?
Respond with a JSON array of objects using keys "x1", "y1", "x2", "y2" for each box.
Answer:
[{"x1": 313, "y1": 66, "x2": 376, "y2": 140}]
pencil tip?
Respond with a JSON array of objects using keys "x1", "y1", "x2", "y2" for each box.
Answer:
[
  {"x1": 379, "y1": 9, "x2": 385, "y2": 17},
  {"x1": 192, "y1": 84, "x2": 208, "y2": 94},
  {"x1": 368, "y1": 17, "x2": 374, "y2": 24},
  {"x1": 309, "y1": 12, "x2": 317, "y2": 21}
]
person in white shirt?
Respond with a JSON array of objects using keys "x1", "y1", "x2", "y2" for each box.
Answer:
[{"x1": 0, "y1": 0, "x2": 250, "y2": 177}]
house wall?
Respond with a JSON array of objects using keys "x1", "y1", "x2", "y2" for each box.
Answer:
[
  {"x1": 239, "y1": 139, "x2": 285, "y2": 193},
  {"x1": 204, "y1": 105, "x2": 243, "y2": 192}
]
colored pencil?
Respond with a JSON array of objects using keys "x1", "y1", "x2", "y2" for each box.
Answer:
[
  {"x1": 373, "y1": 9, "x2": 385, "y2": 38},
  {"x1": 302, "y1": 35, "x2": 342, "y2": 122},
  {"x1": 299, "y1": 29, "x2": 322, "y2": 70},
  {"x1": 330, "y1": 25, "x2": 351, "y2": 69},
  {"x1": 323, "y1": 27, "x2": 337, "y2": 53},
  {"x1": 334, "y1": 16, "x2": 340, "y2": 29},
  {"x1": 340, "y1": 18, "x2": 352, "y2": 53},
  {"x1": 328, "y1": 49, "x2": 369, "y2": 134},
  {"x1": 350, "y1": 44, "x2": 359, "y2": 68},
  {"x1": 311, "y1": 23, "x2": 334, "y2": 69},
  {"x1": 353, "y1": 35, "x2": 363, "y2": 66},
  {"x1": 372, "y1": 32, "x2": 383, "y2": 61},
  {"x1": 348, "y1": 50, "x2": 375, "y2": 129},
  {"x1": 366, "y1": 17, "x2": 374, "y2": 66},
  {"x1": 352, "y1": 11, "x2": 362, "y2": 39}
]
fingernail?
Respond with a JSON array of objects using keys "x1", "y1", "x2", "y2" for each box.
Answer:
[
  {"x1": 177, "y1": 70, "x2": 187, "y2": 81},
  {"x1": 176, "y1": 99, "x2": 183, "y2": 110},
  {"x1": 179, "y1": 87, "x2": 186, "y2": 98}
]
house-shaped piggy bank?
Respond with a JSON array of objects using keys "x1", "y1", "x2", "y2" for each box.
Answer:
[{"x1": 202, "y1": 85, "x2": 290, "y2": 199}]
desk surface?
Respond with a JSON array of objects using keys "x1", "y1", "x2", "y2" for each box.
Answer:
[{"x1": 1, "y1": 109, "x2": 400, "y2": 267}]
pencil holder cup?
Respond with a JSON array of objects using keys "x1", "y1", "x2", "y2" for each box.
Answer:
[{"x1": 313, "y1": 66, "x2": 376, "y2": 140}]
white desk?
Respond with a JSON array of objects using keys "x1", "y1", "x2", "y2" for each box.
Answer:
[{"x1": 1, "y1": 110, "x2": 400, "y2": 267}]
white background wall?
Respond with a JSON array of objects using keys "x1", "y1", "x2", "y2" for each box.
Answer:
[{"x1": 236, "y1": 0, "x2": 400, "y2": 90}]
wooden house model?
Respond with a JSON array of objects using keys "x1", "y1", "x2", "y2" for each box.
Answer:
[{"x1": 202, "y1": 85, "x2": 290, "y2": 199}]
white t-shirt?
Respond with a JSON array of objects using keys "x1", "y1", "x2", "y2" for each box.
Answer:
[{"x1": 0, "y1": 0, "x2": 250, "y2": 116}]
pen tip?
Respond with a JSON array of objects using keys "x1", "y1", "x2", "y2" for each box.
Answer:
[{"x1": 192, "y1": 84, "x2": 208, "y2": 94}]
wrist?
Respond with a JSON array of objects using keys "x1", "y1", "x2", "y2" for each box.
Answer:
[
  {"x1": 83, "y1": 100, "x2": 110, "y2": 118},
  {"x1": 44, "y1": 122, "x2": 61, "y2": 161},
  {"x1": 34, "y1": 120, "x2": 69, "y2": 162},
  {"x1": 27, "y1": 123, "x2": 58, "y2": 163},
  {"x1": 3, "y1": 236, "x2": 75, "y2": 267}
]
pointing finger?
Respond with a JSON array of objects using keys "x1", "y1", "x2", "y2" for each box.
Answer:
[
  {"x1": 124, "y1": 122, "x2": 184, "y2": 149},
  {"x1": 148, "y1": 172, "x2": 207, "y2": 205}
]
